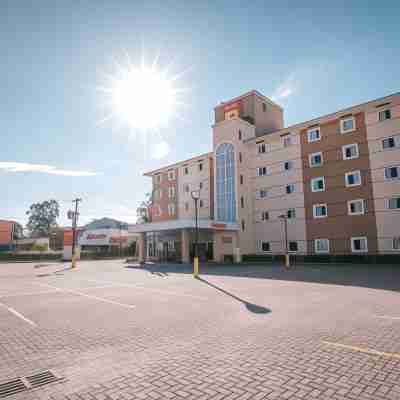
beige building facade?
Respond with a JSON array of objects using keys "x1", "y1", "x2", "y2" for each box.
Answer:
[{"x1": 130, "y1": 90, "x2": 400, "y2": 262}]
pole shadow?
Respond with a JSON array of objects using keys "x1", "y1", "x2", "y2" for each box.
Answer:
[{"x1": 196, "y1": 277, "x2": 271, "y2": 315}]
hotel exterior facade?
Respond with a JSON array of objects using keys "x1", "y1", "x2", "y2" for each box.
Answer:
[{"x1": 130, "y1": 90, "x2": 400, "y2": 262}]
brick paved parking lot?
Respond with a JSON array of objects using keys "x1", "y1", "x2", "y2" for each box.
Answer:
[{"x1": 0, "y1": 260, "x2": 400, "y2": 400}]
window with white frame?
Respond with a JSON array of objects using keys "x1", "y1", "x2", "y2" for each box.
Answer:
[
  {"x1": 382, "y1": 137, "x2": 396, "y2": 150},
  {"x1": 257, "y1": 166, "x2": 270, "y2": 176},
  {"x1": 167, "y1": 203, "x2": 175, "y2": 216},
  {"x1": 167, "y1": 170, "x2": 175, "y2": 180},
  {"x1": 256, "y1": 189, "x2": 268, "y2": 199},
  {"x1": 393, "y1": 237, "x2": 400, "y2": 250},
  {"x1": 287, "y1": 208, "x2": 296, "y2": 219},
  {"x1": 342, "y1": 143, "x2": 359, "y2": 160},
  {"x1": 258, "y1": 143, "x2": 266, "y2": 154},
  {"x1": 289, "y1": 241, "x2": 298, "y2": 252},
  {"x1": 307, "y1": 127, "x2": 321, "y2": 142},
  {"x1": 284, "y1": 161, "x2": 293, "y2": 171},
  {"x1": 351, "y1": 236, "x2": 368, "y2": 252},
  {"x1": 282, "y1": 135, "x2": 292, "y2": 147},
  {"x1": 348, "y1": 199, "x2": 365, "y2": 215},
  {"x1": 183, "y1": 166, "x2": 189, "y2": 175},
  {"x1": 184, "y1": 184, "x2": 190, "y2": 193},
  {"x1": 261, "y1": 211, "x2": 269, "y2": 221},
  {"x1": 154, "y1": 205, "x2": 161, "y2": 217},
  {"x1": 386, "y1": 197, "x2": 400, "y2": 209},
  {"x1": 259, "y1": 241, "x2": 271, "y2": 252},
  {"x1": 340, "y1": 116, "x2": 356, "y2": 134},
  {"x1": 378, "y1": 109, "x2": 391, "y2": 122},
  {"x1": 168, "y1": 186, "x2": 175, "y2": 198},
  {"x1": 286, "y1": 184, "x2": 295, "y2": 194},
  {"x1": 155, "y1": 174, "x2": 162, "y2": 183},
  {"x1": 313, "y1": 204, "x2": 327, "y2": 218},
  {"x1": 154, "y1": 188, "x2": 162, "y2": 201},
  {"x1": 198, "y1": 163, "x2": 203, "y2": 172},
  {"x1": 315, "y1": 239, "x2": 329, "y2": 254},
  {"x1": 311, "y1": 176, "x2": 325, "y2": 192},
  {"x1": 309, "y1": 152, "x2": 323, "y2": 167},
  {"x1": 199, "y1": 182, "x2": 203, "y2": 189},
  {"x1": 345, "y1": 170, "x2": 362, "y2": 187},
  {"x1": 384, "y1": 166, "x2": 400, "y2": 180}
]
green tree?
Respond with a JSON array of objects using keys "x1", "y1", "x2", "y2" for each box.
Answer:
[
  {"x1": 26, "y1": 200, "x2": 60, "y2": 237},
  {"x1": 136, "y1": 193, "x2": 152, "y2": 223}
]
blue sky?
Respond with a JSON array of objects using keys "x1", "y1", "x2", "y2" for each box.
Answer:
[{"x1": 1, "y1": 1, "x2": 399, "y2": 227}]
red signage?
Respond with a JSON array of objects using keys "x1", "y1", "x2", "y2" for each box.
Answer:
[
  {"x1": 110, "y1": 236, "x2": 128, "y2": 244},
  {"x1": 212, "y1": 223, "x2": 226, "y2": 230},
  {"x1": 86, "y1": 233, "x2": 107, "y2": 240},
  {"x1": 223, "y1": 101, "x2": 240, "y2": 113}
]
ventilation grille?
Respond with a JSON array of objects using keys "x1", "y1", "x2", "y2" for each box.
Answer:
[
  {"x1": 0, "y1": 371, "x2": 63, "y2": 398},
  {"x1": 0, "y1": 378, "x2": 27, "y2": 398}
]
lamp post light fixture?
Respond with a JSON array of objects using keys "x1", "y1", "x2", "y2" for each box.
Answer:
[
  {"x1": 278, "y1": 214, "x2": 290, "y2": 268},
  {"x1": 191, "y1": 189, "x2": 201, "y2": 278}
]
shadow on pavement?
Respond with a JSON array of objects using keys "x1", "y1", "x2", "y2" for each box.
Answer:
[
  {"x1": 196, "y1": 277, "x2": 271, "y2": 314},
  {"x1": 125, "y1": 262, "x2": 400, "y2": 292}
]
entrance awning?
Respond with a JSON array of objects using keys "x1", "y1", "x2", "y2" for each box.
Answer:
[{"x1": 128, "y1": 219, "x2": 240, "y2": 233}]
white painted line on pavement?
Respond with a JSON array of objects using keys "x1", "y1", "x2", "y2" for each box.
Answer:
[
  {"x1": 0, "y1": 302, "x2": 37, "y2": 327},
  {"x1": 375, "y1": 315, "x2": 400, "y2": 321},
  {"x1": 0, "y1": 290, "x2": 61, "y2": 298},
  {"x1": 34, "y1": 282, "x2": 136, "y2": 310},
  {"x1": 86, "y1": 279, "x2": 207, "y2": 300}
]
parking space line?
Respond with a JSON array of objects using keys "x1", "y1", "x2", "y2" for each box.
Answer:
[
  {"x1": 86, "y1": 279, "x2": 208, "y2": 300},
  {"x1": 34, "y1": 282, "x2": 136, "y2": 310},
  {"x1": 375, "y1": 315, "x2": 400, "y2": 321},
  {"x1": 0, "y1": 290, "x2": 61, "y2": 299},
  {"x1": 0, "y1": 301, "x2": 37, "y2": 327},
  {"x1": 322, "y1": 341, "x2": 400, "y2": 360}
]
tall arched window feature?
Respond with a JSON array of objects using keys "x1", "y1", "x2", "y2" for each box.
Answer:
[{"x1": 216, "y1": 143, "x2": 236, "y2": 222}]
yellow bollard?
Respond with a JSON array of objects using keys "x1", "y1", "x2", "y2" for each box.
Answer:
[
  {"x1": 193, "y1": 256, "x2": 199, "y2": 277},
  {"x1": 71, "y1": 254, "x2": 77, "y2": 269}
]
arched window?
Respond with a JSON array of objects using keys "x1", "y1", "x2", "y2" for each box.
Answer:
[{"x1": 216, "y1": 143, "x2": 236, "y2": 222}]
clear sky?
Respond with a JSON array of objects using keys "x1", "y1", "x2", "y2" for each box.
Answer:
[{"x1": 1, "y1": 0, "x2": 399, "y2": 227}]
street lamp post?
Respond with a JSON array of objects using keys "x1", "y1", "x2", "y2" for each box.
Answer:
[
  {"x1": 278, "y1": 214, "x2": 290, "y2": 268},
  {"x1": 191, "y1": 190, "x2": 200, "y2": 278}
]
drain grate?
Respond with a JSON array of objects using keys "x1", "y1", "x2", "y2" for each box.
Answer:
[
  {"x1": 0, "y1": 378, "x2": 27, "y2": 398},
  {"x1": 25, "y1": 370, "x2": 62, "y2": 388},
  {"x1": 0, "y1": 371, "x2": 63, "y2": 398}
]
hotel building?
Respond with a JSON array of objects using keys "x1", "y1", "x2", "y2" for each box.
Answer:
[{"x1": 130, "y1": 90, "x2": 400, "y2": 262}]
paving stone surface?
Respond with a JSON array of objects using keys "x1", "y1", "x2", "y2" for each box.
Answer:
[{"x1": 0, "y1": 261, "x2": 399, "y2": 399}]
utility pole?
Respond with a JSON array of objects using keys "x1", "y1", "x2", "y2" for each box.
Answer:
[
  {"x1": 279, "y1": 214, "x2": 290, "y2": 268},
  {"x1": 71, "y1": 198, "x2": 82, "y2": 268}
]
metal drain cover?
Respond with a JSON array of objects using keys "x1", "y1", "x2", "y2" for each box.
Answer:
[
  {"x1": 0, "y1": 378, "x2": 27, "y2": 398},
  {"x1": 25, "y1": 370, "x2": 62, "y2": 388}
]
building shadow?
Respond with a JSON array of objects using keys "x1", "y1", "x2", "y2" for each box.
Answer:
[
  {"x1": 125, "y1": 262, "x2": 400, "y2": 293},
  {"x1": 196, "y1": 277, "x2": 271, "y2": 315}
]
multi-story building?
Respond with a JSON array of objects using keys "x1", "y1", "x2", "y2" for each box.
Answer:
[
  {"x1": 0, "y1": 220, "x2": 23, "y2": 252},
  {"x1": 130, "y1": 90, "x2": 400, "y2": 262}
]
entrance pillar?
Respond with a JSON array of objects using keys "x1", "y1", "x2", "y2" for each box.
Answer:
[
  {"x1": 232, "y1": 232, "x2": 241, "y2": 263},
  {"x1": 213, "y1": 231, "x2": 223, "y2": 263},
  {"x1": 181, "y1": 229, "x2": 190, "y2": 263},
  {"x1": 138, "y1": 233, "x2": 146, "y2": 264}
]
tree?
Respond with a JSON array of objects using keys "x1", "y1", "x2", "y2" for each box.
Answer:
[
  {"x1": 26, "y1": 200, "x2": 60, "y2": 237},
  {"x1": 136, "y1": 193, "x2": 152, "y2": 224}
]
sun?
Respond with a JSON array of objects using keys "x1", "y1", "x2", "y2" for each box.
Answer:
[{"x1": 98, "y1": 55, "x2": 183, "y2": 131}]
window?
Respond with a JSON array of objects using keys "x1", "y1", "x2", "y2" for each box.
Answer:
[
  {"x1": 342, "y1": 143, "x2": 359, "y2": 160},
  {"x1": 154, "y1": 205, "x2": 161, "y2": 217},
  {"x1": 238, "y1": 130, "x2": 242, "y2": 140},
  {"x1": 309, "y1": 152, "x2": 323, "y2": 167},
  {"x1": 283, "y1": 136, "x2": 292, "y2": 147},
  {"x1": 168, "y1": 186, "x2": 175, "y2": 198},
  {"x1": 239, "y1": 152, "x2": 242, "y2": 163},
  {"x1": 258, "y1": 143, "x2": 266, "y2": 153},
  {"x1": 167, "y1": 170, "x2": 175, "y2": 180},
  {"x1": 184, "y1": 202, "x2": 189, "y2": 212},
  {"x1": 348, "y1": 199, "x2": 365, "y2": 215},
  {"x1": 241, "y1": 220, "x2": 245, "y2": 231},
  {"x1": 379, "y1": 109, "x2": 391, "y2": 121},
  {"x1": 256, "y1": 189, "x2": 268, "y2": 199},
  {"x1": 198, "y1": 163, "x2": 203, "y2": 171},
  {"x1": 393, "y1": 237, "x2": 400, "y2": 250},
  {"x1": 340, "y1": 116, "x2": 356, "y2": 134},
  {"x1": 199, "y1": 200, "x2": 204, "y2": 208},
  {"x1": 284, "y1": 161, "x2": 293, "y2": 171},
  {"x1": 261, "y1": 242, "x2": 270, "y2": 252},
  {"x1": 154, "y1": 189, "x2": 163, "y2": 200},
  {"x1": 315, "y1": 239, "x2": 330, "y2": 254},
  {"x1": 240, "y1": 196, "x2": 244, "y2": 208},
  {"x1": 261, "y1": 211, "x2": 269, "y2": 221},
  {"x1": 286, "y1": 184, "x2": 295, "y2": 194},
  {"x1": 155, "y1": 174, "x2": 162, "y2": 183},
  {"x1": 311, "y1": 177, "x2": 325, "y2": 192},
  {"x1": 345, "y1": 170, "x2": 362, "y2": 187},
  {"x1": 240, "y1": 175, "x2": 243, "y2": 185},
  {"x1": 184, "y1": 166, "x2": 189, "y2": 175},
  {"x1": 382, "y1": 137, "x2": 396, "y2": 149},
  {"x1": 386, "y1": 197, "x2": 400, "y2": 209},
  {"x1": 351, "y1": 237, "x2": 368, "y2": 253},
  {"x1": 168, "y1": 203, "x2": 175, "y2": 216},
  {"x1": 184, "y1": 184, "x2": 190, "y2": 193},
  {"x1": 289, "y1": 242, "x2": 298, "y2": 252},
  {"x1": 257, "y1": 166, "x2": 270, "y2": 176},
  {"x1": 287, "y1": 208, "x2": 296, "y2": 219},
  {"x1": 307, "y1": 127, "x2": 321, "y2": 142},
  {"x1": 216, "y1": 143, "x2": 236, "y2": 222},
  {"x1": 313, "y1": 204, "x2": 327, "y2": 218},
  {"x1": 384, "y1": 166, "x2": 400, "y2": 180},
  {"x1": 262, "y1": 103, "x2": 267, "y2": 112},
  {"x1": 199, "y1": 182, "x2": 203, "y2": 189}
]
